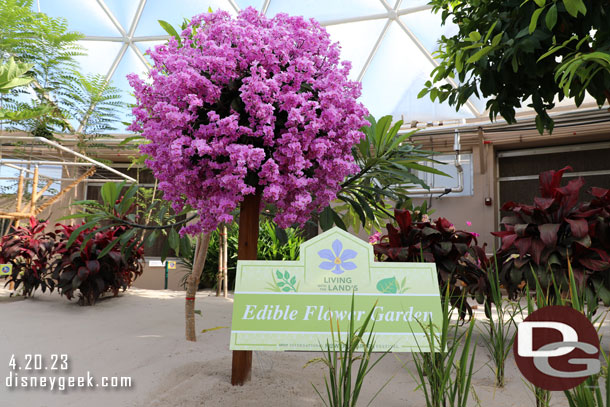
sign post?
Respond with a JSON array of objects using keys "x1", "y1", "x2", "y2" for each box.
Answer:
[{"x1": 230, "y1": 227, "x2": 442, "y2": 354}]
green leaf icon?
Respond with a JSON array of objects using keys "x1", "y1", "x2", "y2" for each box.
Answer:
[
  {"x1": 277, "y1": 281, "x2": 285, "y2": 287},
  {"x1": 283, "y1": 270, "x2": 290, "y2": 280},
  {"x1": 290, "y1": 276, "x2": 296, "y2": 285},
  {"x1": 276, "y1": 270, "x2": 282, "y2": 279},
  {"x1": 282, "y1": 286, "x2": 291, "y2": 292},
  {"x1": 376, "y1": 277, "x2": 398, "y2": 294}
]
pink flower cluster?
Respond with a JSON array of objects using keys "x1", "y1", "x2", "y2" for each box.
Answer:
[{"x1": 128, "y1": 8, "x2": 368, "y2": 234}]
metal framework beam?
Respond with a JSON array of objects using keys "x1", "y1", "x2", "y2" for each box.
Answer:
[{"x1": 0, "y1": 136, "x2": 136, "y2": 182}]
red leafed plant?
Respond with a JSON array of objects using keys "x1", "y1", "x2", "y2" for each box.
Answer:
[
  {"x1": 374, "y1": 209, "x2": 490, "y2": 319},
  {"x1": 493, "y1": 166, "x2": 610, "y2": 307},
  {"x1": 1, "y1": 217, "x2": 57, "y2": 296},
  {"x1": 52, "y1": 223, "x2": 144, "y2": 305}
]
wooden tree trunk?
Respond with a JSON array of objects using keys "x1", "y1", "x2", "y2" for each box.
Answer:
[
  {"x1": 231, "y1": 192, "x2": 261, "y2": 386},
  {"x1": 185, "y1": 232, "x2": 211, "y2": 342}
]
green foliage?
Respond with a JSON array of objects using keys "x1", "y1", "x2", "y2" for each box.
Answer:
[
  {"x1": 525, "y1": 261, "x2": 609, "y2": 406},
  {"x1": 64, "y1": 181, "x2": 193, "y2": 262},
  {"x1": 305, "y1": 296, "x2": 391, "y2": 407},
  {"x1": 0, "y1": 57, "x2": 53, "y2": 121},
  {"x1": 408, "y1": 288, "x2": 477, "y2": 407},
  {"x1": 0, "y1": 0, "x2": 124, "y2": 144},
  {"x1": 180, "y1": 219, "x2": 304, "y2": 290},
  {"x1": 61, "y1": 72, "x2": 124, "y2": 155},
  {"x1": 324, "y1": 115, "x2": 447, "y2": 234},
  {"x1": 0, "y1": 57, "x2": 33, "y2": 91},
  {"x1": 479, "y1": 253, "x2": 521, "y2": 387},
  {"x1": 422, "y1": 0, "x2": 610, "y2": 133}
]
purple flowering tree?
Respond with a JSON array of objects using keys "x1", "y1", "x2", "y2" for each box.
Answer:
[
  {"x1": 128, "y1": 7, "x2": 368, "y2": 235},
  {"x1": 128, "y1": 8, "x2": 368, "y2": 385}
]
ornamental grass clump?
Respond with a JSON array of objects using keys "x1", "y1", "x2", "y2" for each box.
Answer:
[{"x1": 128, "y1": 7, "x2": 368, "y2": 235}]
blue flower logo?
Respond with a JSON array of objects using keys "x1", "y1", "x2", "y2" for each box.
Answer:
[{"x1": 318, "y1": 239, "x2": 357, "y2": 274}]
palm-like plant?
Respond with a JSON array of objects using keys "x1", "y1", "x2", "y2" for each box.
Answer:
[
  {"x1": 0, "y1": 0, "x2": 124, "y2": 146},
  {"x1": 322, "y1": 115, "x2": 448, "y2": 234}
]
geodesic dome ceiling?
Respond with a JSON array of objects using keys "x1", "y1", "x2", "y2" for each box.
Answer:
[{"x1": 36, "y1": 0, "x2": 589, "y2": 133}]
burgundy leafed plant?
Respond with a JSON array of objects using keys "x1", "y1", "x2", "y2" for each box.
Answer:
[
  {"x1": 374, "y1": 209, "x2": 489, "y2": 319},
  {"x1": 1, "y1": 217, "x2": 56, "y2": 296},
  {"x1": 52, "y1": 223, "x2": 144, "y2": 305},
  {"x1": 493, "y1": 166, "x2": 610, "y2": 307}
]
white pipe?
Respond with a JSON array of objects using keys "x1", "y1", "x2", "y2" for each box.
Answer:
[
  {"x1": 407, "y1": 157, "x2": 464, "y2": 196},
  {"x1": 0, "y1": 160, "x2": 98, "y2": 167},
  {"x1": 0, "y1": 136, "x2": 136, "y2": 182},
  {"x1": 408, "y1": 130, "x2": 464, "y2": 196},
  {"x1": 1, "y1": 163, "x2": 58, "y2": 181}
]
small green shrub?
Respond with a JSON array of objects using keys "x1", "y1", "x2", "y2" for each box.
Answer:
[{"x1": 181, "y1": 219, "x2": 304, "y2": 289}]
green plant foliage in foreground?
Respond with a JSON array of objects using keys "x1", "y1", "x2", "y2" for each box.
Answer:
[
  {"x1": 479, "y1": 253, "x2": 521, "y2": 388},
  {"x1": 543, "y1": 261, "x2": 608, "y2": 407},
  {"x1": 407, "y1": 290, "x2": 477, "y2": 407},
  {"x1": 420, "y1": 0, "x2": 610, "y2": 133},
  {"x1": 305, "y1": 296, "x2": 391, "y2": 407}
]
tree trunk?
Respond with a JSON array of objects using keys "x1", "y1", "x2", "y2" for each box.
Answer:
[
  {"x1": 185, "y1": 232, "x2": 211, "y2": 342},
  {"x1": 231, "y1": 192, "x2": 261, "y2": 386}
]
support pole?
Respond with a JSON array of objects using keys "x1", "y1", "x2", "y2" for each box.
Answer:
[
  {"x1": 223, "y1": 224, "x2": 228, "y2": 298},
  {"x1": 30, "y1": 165, "x2": 39, "y2": 215},
  {"x1": 164, "y1": 261, "x2": 169, "y2": 290},
  {"x1": 14, "y1": 171, "x2": 24, "y2": 228},
  {"x1": 231, "y1": 192, "x2": 261, "y2": 386},
  {"x1": 216, "y1": 225, "x2": 223, "y2": 297}
]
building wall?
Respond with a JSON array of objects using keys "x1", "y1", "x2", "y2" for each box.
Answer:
[
  {"x1": 411, "y1": 144, "x2": 497, "y2": 251},
  {"x1": 133, "y1": 261, "x2": 190, "y2": 291}
]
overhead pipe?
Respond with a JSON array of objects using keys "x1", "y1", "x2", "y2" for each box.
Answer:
[{"x1": 407, "y1": 129, "x2": 464, "y2": 196}]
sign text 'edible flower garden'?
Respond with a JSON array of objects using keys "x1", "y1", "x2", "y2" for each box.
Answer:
[{"x1": 230, "y1": 228, "x2": 442, "y2": 352}]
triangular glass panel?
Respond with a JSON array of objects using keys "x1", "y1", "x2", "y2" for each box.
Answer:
[
  {"x1": 135, "y1": 0, "x2": 237, "y2": 37},
  {"x1": 235, "y1": 0, "x2": 265, "y2": 10},
  {"x1": 325, "y1": 19, "x2": 388, "y2": 81},
  {"x1": 75, "y1": 40, "x2": 125, "y2": 77},
  {"x1": 400, "y1": 10, "x2": 458, "y2": 54},
  {"x1": 265, "y1": 0, "x2": 386, "y2": 22},
  {"x1": 103, "y1": 0, "x2": 141, "y2": 34},
  {"x1": 106, "y1": 47, "x2": 150, "y2": 132},
  {"x1": 360, "y1": 22, "x2": 475, "y2": 121},
  {"x1": 38, "y1": 0, "x2": 121, "y2": 37}
]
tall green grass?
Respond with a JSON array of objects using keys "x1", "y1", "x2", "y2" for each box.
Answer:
[
  {"x1": 525, "y1": 260, "x2": 609, "y2": 407},
  {"x1": 480, "y1": 254, "x2": 521, "y2": 387},
  {"x1": 408, "y1": 288, "x2": 477, "y2": 407},
  {"x1": 306, "y1": 296, "x2": 391, "y2": 407}
]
